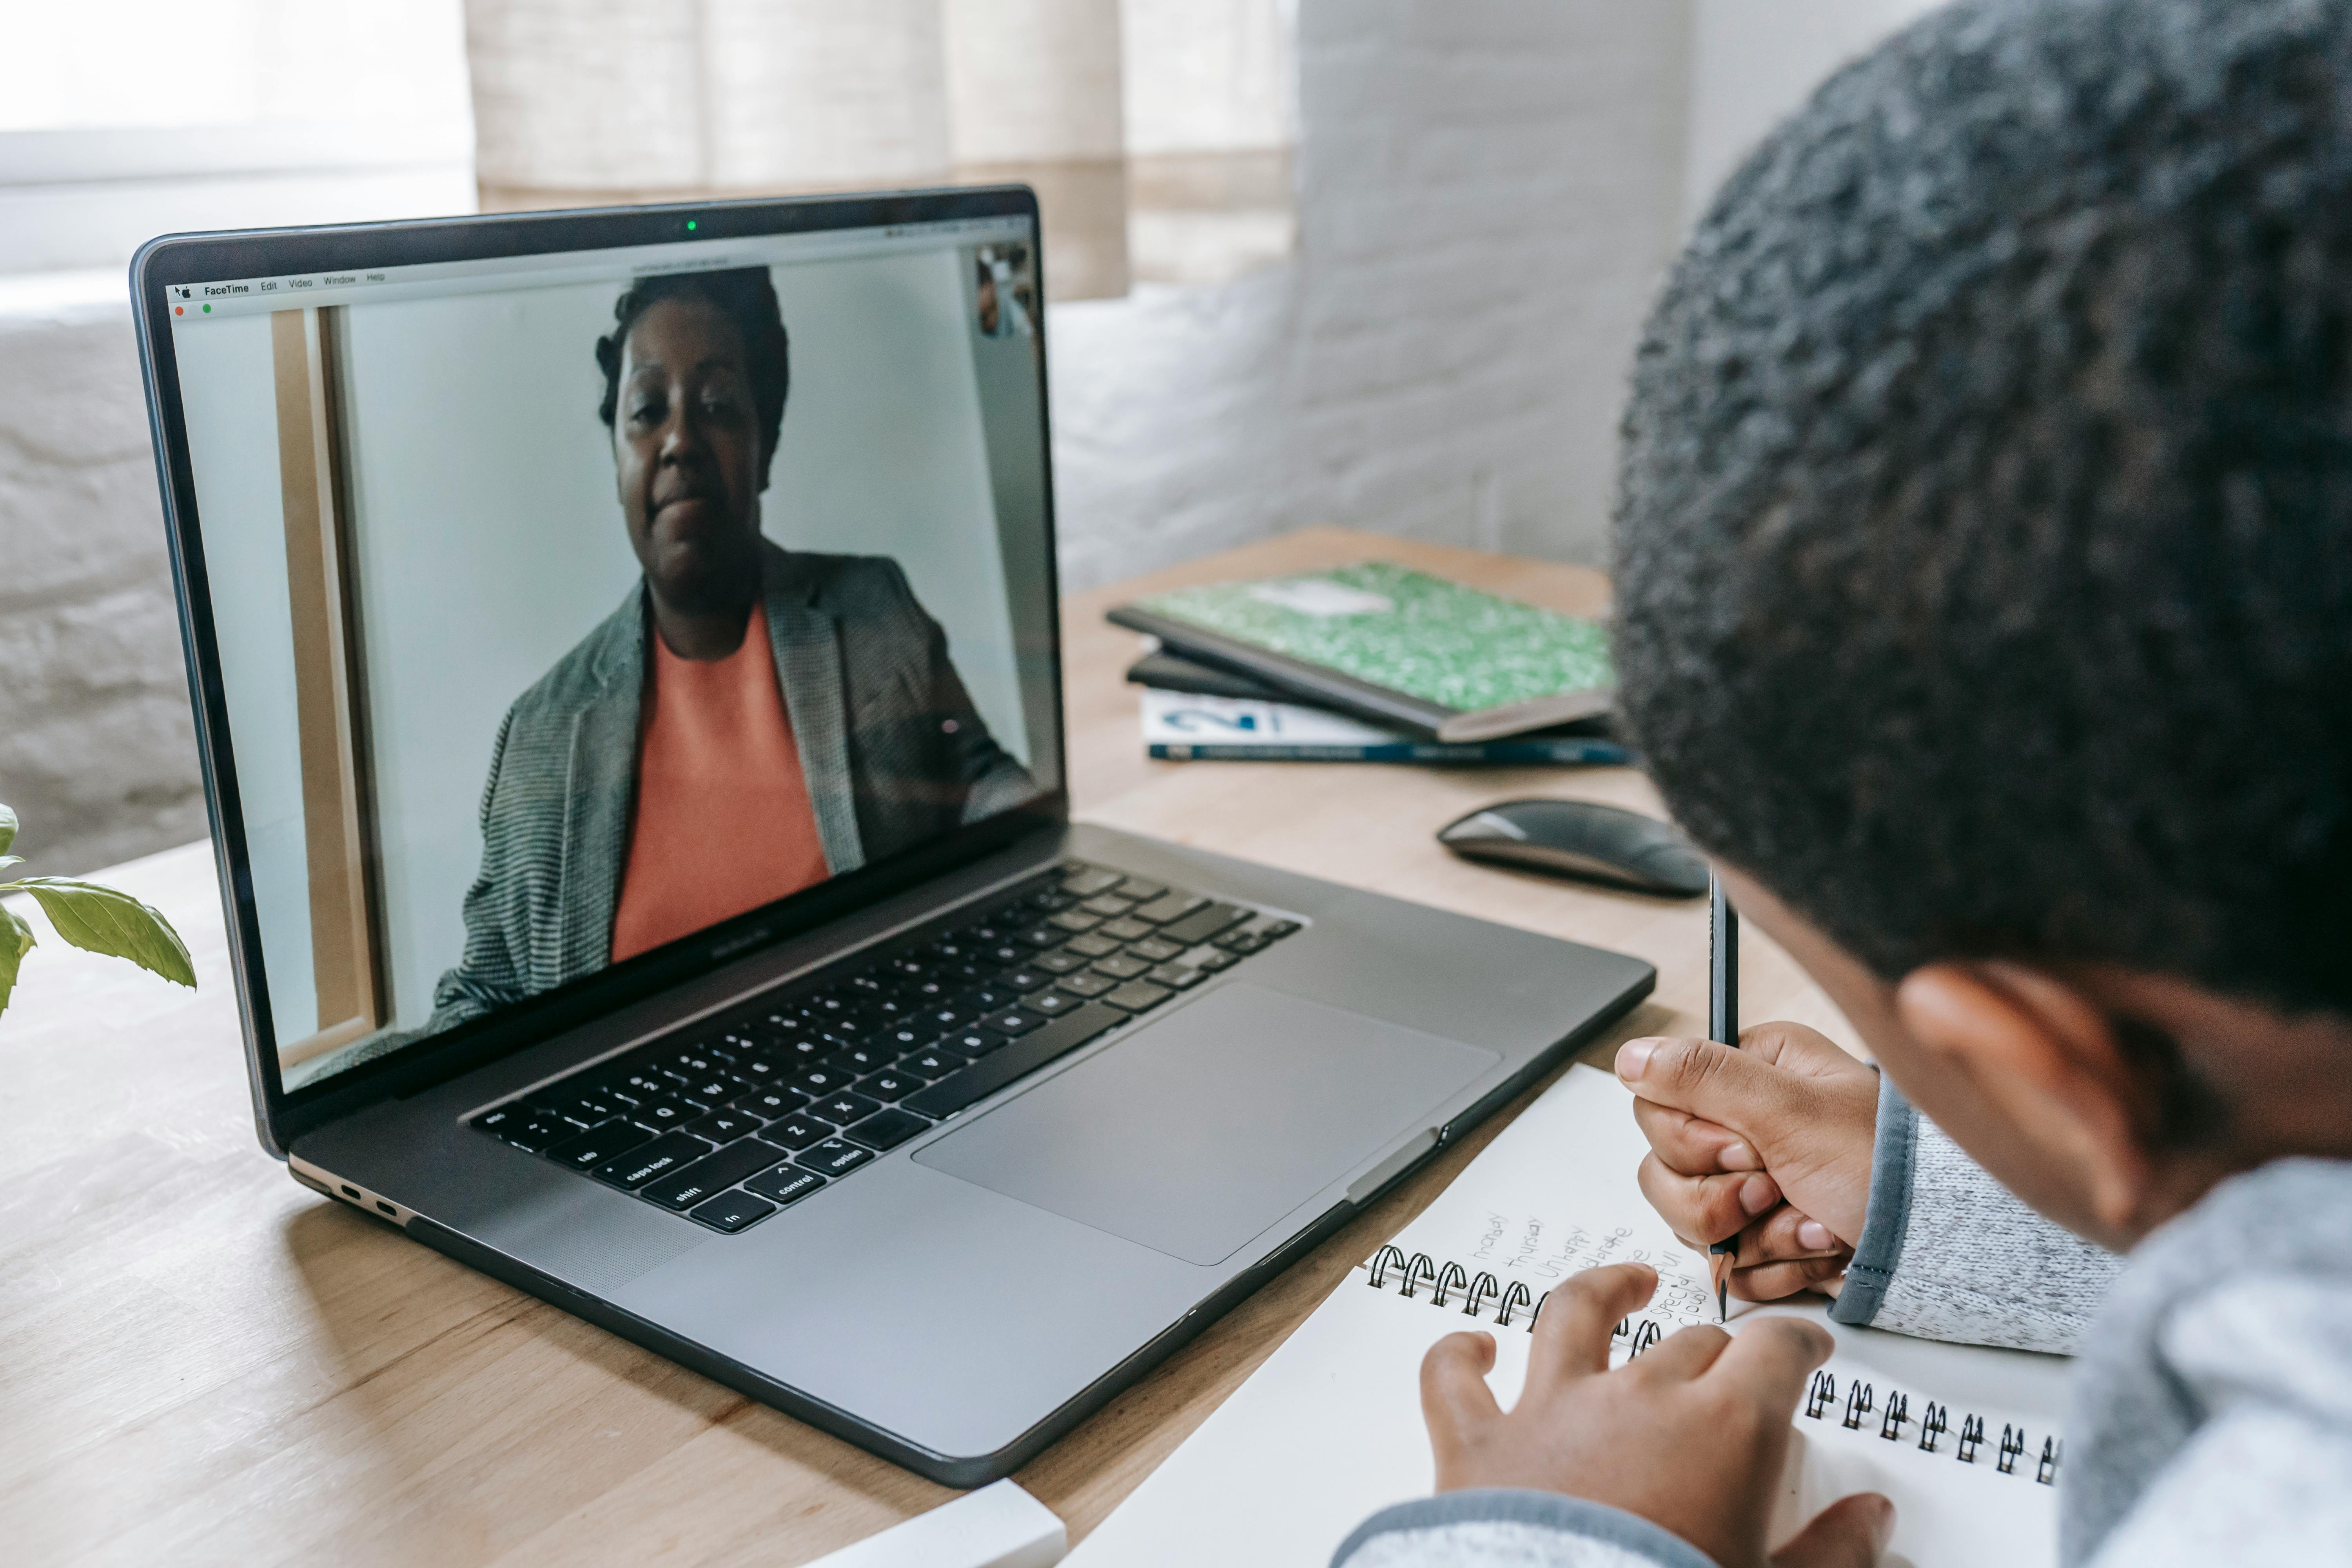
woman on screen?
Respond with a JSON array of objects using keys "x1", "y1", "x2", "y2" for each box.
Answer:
[{"x1": 423, "y1": 267, "x2": 1035, "y2": 1031}]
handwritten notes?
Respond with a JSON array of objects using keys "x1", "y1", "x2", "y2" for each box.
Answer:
[{"x1": 1364, "y1": 1065, "x2": 1719, "y2": 1334}]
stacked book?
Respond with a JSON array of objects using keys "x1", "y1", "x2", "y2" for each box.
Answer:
[{"x1": 1109, "y1": 561, "x2": 1632, "y2": 768}]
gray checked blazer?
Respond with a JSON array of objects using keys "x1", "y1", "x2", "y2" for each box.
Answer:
[{"x1": 423, "y1": 541, "x2": 1036, "y2": 1033}]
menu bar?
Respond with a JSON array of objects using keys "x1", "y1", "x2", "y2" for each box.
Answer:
[{"x1": 167, "y1": 214, "x2": 1030, "y2": 323}]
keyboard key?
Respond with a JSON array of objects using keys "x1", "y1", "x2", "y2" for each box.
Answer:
[
  {"x1": 765, "y1": 1033, "x2": 833, "y2": 1066},
  {"x1": 1047, "y1": 909, "x2": 1101, "y2": 933},
  {"x1": 980, "y1": 1007, "x2": 1046, "y2": 1036},
  {"x1": 1103, "y1": 980, "x2": 1174, "y2": 1012},
  {"x1": 1014, "y1": 924, "x2": 1064, "y2": 949},
  {"x1": 763, "y1": 1113, "x2": 833, "y2": 1150},
  {"x1": 677, "y1": 1075, "x2": 741, "y2": 1105},
  {"x1": 711, "y1": 1028, "x2": 767, "y2": 1059},
  {"x1": 639, "y1": 1137, "x2": 790, "y2": 1210},
  {"x1": 810, "y1": 1089, "x2": 882, "y2": 1126},
  {"x1": 858, "y1": 1067, "x2": 928, "y2": 1100},
  {"x1": 1080, "y1": 893, "x2": 1136, "y2": 916},
  {"x1": 1149, "y1": 963, "x2": 1207, "y2": 989},
  {"x1": 540, "y1": 1090, "x2": 627, "y2": 1125},
  {"x1": 960, "y1": 985, "x2": 1018, "y2": 1012},
  {"x1": 846, "y1": 1108, "x2": 933, "y2": 1152},
  {"x1": 1001, "y1": 968, "x2": 1050, "y2": 993},
  {"x1": 1097, "y1": 917, "x2": 1152, "y2": 941},
  {"x1": 1060, "y1": 867, "x2": 1123, "y2": 897},
  {"x1": 1261, "y1": 919, "x2": 1303, "y2": 940},
  {"x1": 615, "y1": 1071, "x2": 676, "y2": 1104},
  {"x1": 473, "y1": 1104, "x2": 527, "y2": 1138},
  {"x1": 593, "y1": 1131, "x2": 714, "y2": 1190},
  {"x1": 689, "y1": 1191, "x2": 777, "y2": 1232},
  {"x1": 731, "y1": 1086, "x2": 807, "y2": 1118},
  {"x1": 787, "y1": 1063, "x2": 857, "y2": 1097},
  {"x1": 795, "y1": 1139, "x2": 875, "y2": 1178},
  {"x1": 920, "y1": 1006, "x2": 969, "y2": 1031},
  {"x1": 1216, "y1": 929, "x2": 1273, "y2": 956},
  {"x1": 1159, "y1": 902, "x2": 1252, "y2": 946},
  {"x1": 544, "y1": 1118, "x2": 654, "y2": 1170},
  {"x1": 1114, "y1": 878, "x2": 1167, "y2": 899},
  {"x1": 1024, "y1": 989, "x2": 1082, "y2": 1016},
  {"x1": 904, "y1": 1003, "x2": 1125, "y2": 1119},
  {"x1": 1127, "y1": 936, "x2": 1184, "y2": 963},
  {"x1": 1132, "y1": 891, "x2": 1210, "y2": 924},
  {"x1": 1034, "y1": 949, "x2": 1088, "y2": 975},
  {"x1": 901, "y1": 1046, "x2": 964, "y2": 1077},
  {"x1": 828, "y1": 1042, "x2": 893, "y2": 1075},
  {"x1": 745, "y1": 1165, "x2": 827, "y2": 1207},
  {"x1": 940, "y1": 1028, "x2": 1007, "y2": 1057},
  {"x1": 1192, "y1": 947, "x2": 1240, "y2": 972},
  {"x1": 1091, "y1": 953, "x2": 1151, "y2": 980},
  {"x1": 730, "y1": 1054, "x2": 789, "y2": 1084},
  {"x1": 1057, "y1": 971, "x2": 1115, "y2": 997},
  {"x1": 876, "y1": 1024, "x2": 934, "y2": 1054},
  {"x1": 1063, "y1": 933, "x2": 1121, "y2": 958},
  {"x1": 630, "y1": 1096, "x2": 701, "y2": 1131},
  {"x1": 684, "y1": 1107, "x2": 766, "y2": 1143}
]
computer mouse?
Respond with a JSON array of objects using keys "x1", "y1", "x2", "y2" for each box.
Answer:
[{"x1": 1436, "y1": 798, "x2": 1710, "y2": 898}]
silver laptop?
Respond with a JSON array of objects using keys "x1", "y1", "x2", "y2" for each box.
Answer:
[{"x1": 132, "y1": 187, "x2": 1653, "y2": 1483}]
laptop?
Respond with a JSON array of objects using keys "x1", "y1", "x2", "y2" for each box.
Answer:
[{"x1": 131, "y1": 186, "x2": 1654, "y2": 1485}]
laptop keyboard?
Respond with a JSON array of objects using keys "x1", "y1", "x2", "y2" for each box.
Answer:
[{"x1": 467, "y1": 859, "x2": 1303, "y2": 1234}]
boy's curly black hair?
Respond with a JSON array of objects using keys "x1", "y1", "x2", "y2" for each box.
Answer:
[
  {"x1": 1615, "y1": 0, "x2": 2352, "y2": 1014},
  {"x1": 595, "y1": 267, "x2": 790, "y2": 480}
]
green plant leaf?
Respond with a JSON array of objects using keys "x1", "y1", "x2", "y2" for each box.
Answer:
[
  {"x1": 13, "y1": 878, "x2": 196, "y2": 989},
  {"x1": 0, "y1": 803, "x2": 16, "y2": 857},
  {"x1": 0, "y1": 902, "x2": 34, "y2": 1018}
]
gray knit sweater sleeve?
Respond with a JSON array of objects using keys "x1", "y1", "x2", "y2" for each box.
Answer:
[
  {"x1": 1829, "y1": 1074, "x2": 2123, "y2": 1352},
  {"x1": 1333, "y1": 1492, "x2": 1713, "y2": 1568}
]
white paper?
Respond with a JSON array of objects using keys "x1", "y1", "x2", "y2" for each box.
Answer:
[
  {"x1": 1069, "y1": 1067, "x2": 2069, "y2": 1568},
  {"x1": 808, "y1": 1479, "x2": 1065, "y2": 1568},
  {"x1": 1138, "y1": 688, "x2": 1406, "y2": 747}
]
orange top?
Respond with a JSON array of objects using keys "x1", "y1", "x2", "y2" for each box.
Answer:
[{"x1": 610, "y1": 603, "x2": 831, "y2": 964}]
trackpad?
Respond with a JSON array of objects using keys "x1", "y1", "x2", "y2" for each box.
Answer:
[{"x1": 913, "y1": 984, "x2": 1499, "y2": 1265}]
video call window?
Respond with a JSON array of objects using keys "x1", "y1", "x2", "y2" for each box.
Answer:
[{"x1": 166, "y1": 220, "x2": 1060, "y2": 1090}]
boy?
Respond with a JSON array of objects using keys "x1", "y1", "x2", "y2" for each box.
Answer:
[{"x1": 1336, "y1": 1, "x2": 2352, "y2": 1564}]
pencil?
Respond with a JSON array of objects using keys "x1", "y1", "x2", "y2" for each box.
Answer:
[{"x1": 1708, "y1": 872, "x2": 1739, "y2": 1321}]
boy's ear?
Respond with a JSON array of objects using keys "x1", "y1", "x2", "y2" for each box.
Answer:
[{"x1": 1893, "y1": 963, "x2": 2156, "y2": 1239}]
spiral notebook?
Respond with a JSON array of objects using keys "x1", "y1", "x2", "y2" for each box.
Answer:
[{"x1": 1067, "y1": 1066, "x2": 2071, "y2": 1568}]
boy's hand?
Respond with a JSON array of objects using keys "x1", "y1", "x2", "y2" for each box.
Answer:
[
  {"x1": 1422, "y1": 1264, "x2": 1893, "y2": 1568},
  {"x1": 1616, "y1": 1025, "x2": 1880, "y2": 1302}
]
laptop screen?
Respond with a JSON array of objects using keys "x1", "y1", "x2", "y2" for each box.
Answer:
[{"x1": 158, "y1": 209, "x2": 1060, "y2": 1093}]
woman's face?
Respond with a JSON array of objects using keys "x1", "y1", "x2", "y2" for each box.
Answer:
[{"x1": 612, "y1": 296, "x2": 767, "y2": 609}]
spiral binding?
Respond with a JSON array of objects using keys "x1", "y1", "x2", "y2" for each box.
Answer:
[
  {"x1": 1364, "y1": 1246, "x2": 1661, "y2": 1357},
  {"x1": 1804, "y1": 1370, "x2": 2062, "y2": 1485},
  {"x1": 1366, "y1": 1248, "x2": 2062, "y2": 1486}
]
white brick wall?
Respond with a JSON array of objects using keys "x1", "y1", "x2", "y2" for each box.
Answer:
[
  {"x1": 0, "y1": 274, "x2": 207, "y2": 876},
  {"x1": 1049, "y1": 0, "x2": 1695, "y2": 588}
]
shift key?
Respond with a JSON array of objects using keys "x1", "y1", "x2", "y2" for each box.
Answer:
[
  {"x1": 903, "y1": 1003, "x2": 1125, "y2": 1119},
  {"x1": 1157, "y1": 902, "x2": 1252, "y2": 946}
]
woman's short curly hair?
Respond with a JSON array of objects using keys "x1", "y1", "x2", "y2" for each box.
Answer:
[
  {"x1": 595, "y1": 267, "x2": 790, "y2": 478},
  {"x1": 1614, "y1": 0, "x2": 2352, "y2": 1014}
]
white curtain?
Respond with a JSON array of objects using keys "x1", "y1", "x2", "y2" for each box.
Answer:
[{"x1": 463, "y1": 0, "x2": 1293, "y2": 298}]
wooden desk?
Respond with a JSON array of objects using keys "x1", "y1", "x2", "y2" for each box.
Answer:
[{"x1": 0, "y1": 528, "x2": 1855, "y2": 1564}]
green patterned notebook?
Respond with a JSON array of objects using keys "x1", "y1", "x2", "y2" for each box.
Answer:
[{"x1": 1107, "y1": 561, "x2": 1615, "y2": 742}]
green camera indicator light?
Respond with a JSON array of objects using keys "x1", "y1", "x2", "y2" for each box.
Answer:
[{"x1": 686, "y1": 219, "x2": 698, "y2": 231}]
